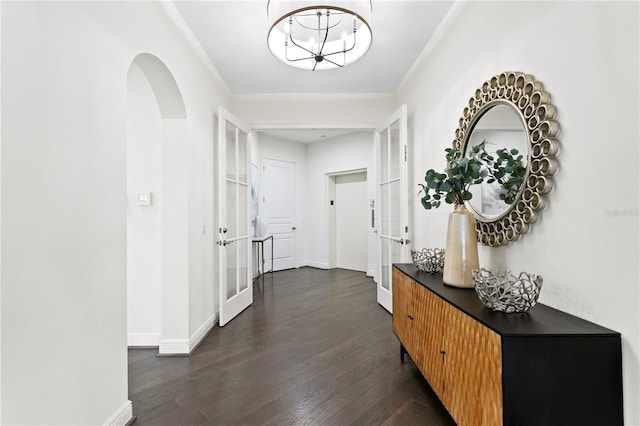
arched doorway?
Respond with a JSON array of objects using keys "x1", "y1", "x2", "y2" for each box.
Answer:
[{"x1": 126, "y1": 53, "x2": 189, "y2": 354}]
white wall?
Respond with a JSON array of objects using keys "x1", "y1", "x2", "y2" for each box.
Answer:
[
  {"x1": 126, "y1": 62, "x2": 163, "y2": 346},
  {"x1": 397, "y1": 2, "x2": 639, "y2": 423},
  {"x1": 233, "y1": 93, "x2": 395, "y2": 128},
  {"x1": 1, "y1": 2, "x2": 230, "y2": 424}
]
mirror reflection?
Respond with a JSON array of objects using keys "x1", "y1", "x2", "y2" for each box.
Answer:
[{"x1": 464, "y1": 103, "x2": 528, "y2": 220}]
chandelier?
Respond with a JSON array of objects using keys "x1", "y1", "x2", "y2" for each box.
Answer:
[{"x1": 267, "y1": 1, "x2": 372, "y2": 71}]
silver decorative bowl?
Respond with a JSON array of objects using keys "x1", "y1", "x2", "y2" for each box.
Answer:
[
  {"x1": 410, "y1": 248, "x2": 446, "y2": 274},
  {"x1": 472, "y1": 268, "x2": 543, "y2": 313}
]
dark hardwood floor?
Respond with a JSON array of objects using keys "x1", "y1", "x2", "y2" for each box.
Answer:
[{"x1": 128, "y1": 267, "x2": 456, "y2": 425}]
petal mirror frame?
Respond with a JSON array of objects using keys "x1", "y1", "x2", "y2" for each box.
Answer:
[{"x1": 453, "y1": 72, "x2": 560, "y2": 246}]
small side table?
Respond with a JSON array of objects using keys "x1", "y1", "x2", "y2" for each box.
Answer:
[{"x1": 252, "y1": 235, "x2": 274, "y2": 280}]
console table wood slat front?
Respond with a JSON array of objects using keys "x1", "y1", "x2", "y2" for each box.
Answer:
[{"x1": 392, "y1": 264, "x2": 623, "y2": 426}]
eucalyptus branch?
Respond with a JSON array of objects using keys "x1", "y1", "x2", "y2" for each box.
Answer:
[{"x1": 419, "y1": 140, "x2": 526, "y2": 210}]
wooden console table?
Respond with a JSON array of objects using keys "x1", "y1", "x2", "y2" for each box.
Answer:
[{"x1": 392, "y1": 263, "x2": 623, "y2": 426}]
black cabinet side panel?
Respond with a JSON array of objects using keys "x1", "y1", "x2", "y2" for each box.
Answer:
[{"x1": 502, "y1": 335, "x2": 623, "y2": 426}]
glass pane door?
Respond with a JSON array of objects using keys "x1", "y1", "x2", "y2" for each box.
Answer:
[
  {"x1": 218, "y1": 107, "x2": 252, "y2": 326},
  {"x1": 376, "y1": 105, "x2": 409, "y2": 313}
]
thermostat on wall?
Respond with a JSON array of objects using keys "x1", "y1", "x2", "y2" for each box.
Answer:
[{"x1": 137, "y1": 192, "x2": 152, "y2": 206}]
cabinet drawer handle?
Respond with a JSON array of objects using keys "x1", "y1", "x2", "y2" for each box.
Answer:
[{"x1": 408, "y1": 315, "x2": 414, "y2": 320}]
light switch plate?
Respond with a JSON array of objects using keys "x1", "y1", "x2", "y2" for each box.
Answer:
[{"x1": 137, "y1": 192, "x2": 152, "y2": 206}]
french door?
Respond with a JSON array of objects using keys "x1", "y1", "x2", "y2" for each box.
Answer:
[
  {"x1": 217, "y1": 107, "x2": 252, "y2": 326},
  {"x1": 375, "y1": 105, "x2": 410, "y2": 313}
]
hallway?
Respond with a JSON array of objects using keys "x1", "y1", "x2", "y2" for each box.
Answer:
[{"x1": 128, "y1": 267, "x2": 455, "y2": 425}]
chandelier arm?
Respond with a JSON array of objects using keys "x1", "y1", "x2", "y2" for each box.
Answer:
[
  {"x1": 285, "y1": 55, "x2": 318, "y2": 63},
  {"x1": 321, "y1": 56, "x2": 344, "y2": 68},
  {"x1": 317, "y1": 10, "x2": 330, "y2": 57},
  {"x1": 320, "y1": 18, "x2": 358, "y2": 59},
  {"x1": 321, "y1": 31, "x2": 357, "y2": 58},
  {"x1": 287, "y1": 32, "x2": 315, "y2": 57}
]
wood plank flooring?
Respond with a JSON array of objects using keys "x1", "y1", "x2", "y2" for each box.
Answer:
[{"x1": 128, "y1": 267, "x2": 456, "y2": 425}]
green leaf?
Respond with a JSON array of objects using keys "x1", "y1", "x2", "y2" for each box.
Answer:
[
  {"x1": 418, "y1": 140, "x2": 529, "y2": 213},
  {"x1": 445, "y1": 192, "x2": 455, "y2": 204}
]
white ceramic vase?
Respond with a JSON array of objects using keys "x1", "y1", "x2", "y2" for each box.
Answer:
[{"x1": 443, "y1": 204, "x2": 479, "y2": 288}]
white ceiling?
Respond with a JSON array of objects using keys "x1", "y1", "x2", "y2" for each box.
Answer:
[
  {"x1": 256, "y1": 127, "x2": 368, "y2": 143},
  {"x1": 173, "y1": 0, "x2": 455, "y2": 95}
]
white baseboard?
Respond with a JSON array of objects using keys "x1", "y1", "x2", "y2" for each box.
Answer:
[
  {"x1": 159, "y1": 338, "x2": 190, "y2": 355},
  {"x1": 127, "y1": 332, "x2": 161, "y2": 347},
  {"x1": 367, "y1": 269, "x2": 375, "y2": 278},
  {"x1": 151, "y1": 312, "x2": 219, "y2": 355},
  {"x1": 306, "y1": 261, "x2": 329, "y2": 269},
  {"x1": 104, "y1": 400, "x2": 132, "y2": 426},
  {"x1": 189, "y1": 312, "x2": 218, "y2": 352}
]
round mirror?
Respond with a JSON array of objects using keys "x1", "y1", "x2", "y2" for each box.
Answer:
[
  {"x1": 453, "y1": 72, "x2": 559, "y2": 246},
  {"x1": 464, "y1": 102, "x2": 528, "y2": 221}
]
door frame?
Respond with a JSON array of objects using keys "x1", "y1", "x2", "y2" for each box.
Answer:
[
  {"x1": 326, "y1": 168, "x2": 368, "y2": 270},
  {"x1": 217, "y1": 106, "x2": 252, "y2": 327},
  {"x1": 375, "y1": 105, "x2": 410, "y2": 313}
]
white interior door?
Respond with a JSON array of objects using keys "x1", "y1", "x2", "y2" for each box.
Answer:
[
  {"x1": 375, "y1": 105, "x2": 410, "y2": 313},
  {"x1": 262, "y1": 158, "x2": 297, "y2": 271},
  {"x1": 218, "y1": 107, "x2": 252, "y2": 326}
]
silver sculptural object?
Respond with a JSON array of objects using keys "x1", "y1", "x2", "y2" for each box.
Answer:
[
  {"x1": 410, "y1": 248, "x2": 446, "y2": 274},
  {"x1": 472, "y1": 268, "x2": 543, "y2": 313},
  {"x1": 454, "y1": 72, "x2": 559, "y2": 246}
]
